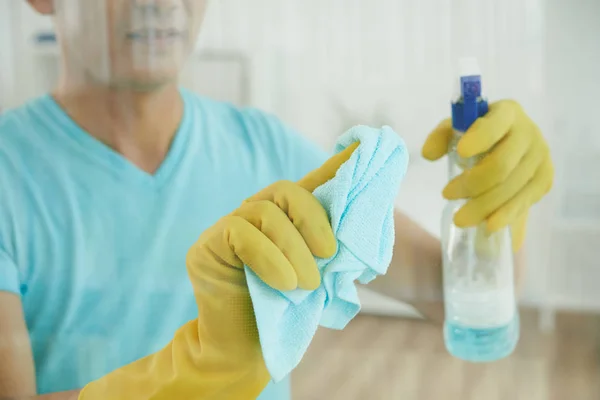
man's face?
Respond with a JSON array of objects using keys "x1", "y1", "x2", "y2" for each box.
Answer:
[{"x1": 30, "y1": 0, "x2": 208, "y2": 90}]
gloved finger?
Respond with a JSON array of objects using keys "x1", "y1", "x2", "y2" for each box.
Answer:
[
  {"x1": 234, "y1": 200, "x2": 321, "y2": 291},
  {"x1": 510, "y1": 211, "x2": 529, "y2": 252},
  {"x1": 457, "y1": 101, "x2": 518, "y2": 158},
  {"x1": 188, "y1": 216, "x2": 298, "y2": 292},
  {"x1": 443, "y1": 126, "x2": 532, "y2": 199},
  {"x1": 421, "y1": 118, "x2": 453, "y2": 161},
  {"x1": 247, "y1": 180, "x2": 337, "y2": 259},
  {"x1": 296, "y1": 142, "x2": 360, "y2": 193},
  {"x1": 487, "y1": 156, "x2": 554, "y2": 232},
  {"x1": 249, "y1": 142, "x2": 360, "y2": 257},
  {"x1": 453, "y1": 144, "x2": 546, "y2": 227}
]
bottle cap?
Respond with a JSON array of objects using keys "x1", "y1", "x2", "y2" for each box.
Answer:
[{"x1": 451, "y1": 57, "x2": 488, "y2": 132}]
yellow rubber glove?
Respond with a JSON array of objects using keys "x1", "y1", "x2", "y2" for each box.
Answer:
[
  {"x1": 78, "y1": 143, "x2": 358, "y2": 400},
  {"x1": 422, "y1": 100, "x2": 554, "y2": 251}
]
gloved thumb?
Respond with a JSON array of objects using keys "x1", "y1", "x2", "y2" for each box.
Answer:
[{"x1": 297, "y1": 142, "x2": 359, "y2": 192}]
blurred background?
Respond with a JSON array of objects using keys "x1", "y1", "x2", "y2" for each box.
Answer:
[{"x1": 1, "y1": 0, "x2": 599, "y2": 399}]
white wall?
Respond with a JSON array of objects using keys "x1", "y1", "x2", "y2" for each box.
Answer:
[
  {"x1": 1, "y1": 0, "x2": 599, "y2": 315},
  {"x1": 542, "y1": 0, "x2": 600, "y2": 312},
  {"x1": 0, "y1": 1, "x2": 55, "y2": 107},
  {"x1": 199, "y1": 0, "x2": 549, "y2": 237},
  {"x1": 198, "y1": 0, "x2": 554, "y2": 313},
  {"x1": 199, "y1": 0, "x2": 600, "y2": 314},
  {"x1": 0, "y1": 0, "x2": 16, "y2": 110}
]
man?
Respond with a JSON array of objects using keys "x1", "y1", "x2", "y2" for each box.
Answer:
[{"x1": 0, "y1": 0, "x2": 554, "y2": 399}]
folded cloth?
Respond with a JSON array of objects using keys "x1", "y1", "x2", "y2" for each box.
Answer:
[{"x1": 245, "y1": 125, "x2": 409, "y2": 382}]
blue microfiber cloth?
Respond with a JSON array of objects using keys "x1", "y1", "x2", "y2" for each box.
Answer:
[{"x1": 245, "y1": 125, "x2": 409, "y2": 382}]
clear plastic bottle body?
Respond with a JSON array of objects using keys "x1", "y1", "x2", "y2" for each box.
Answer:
[{"x1": 442, "y1": 131, "x2": 520, "y2": 362}]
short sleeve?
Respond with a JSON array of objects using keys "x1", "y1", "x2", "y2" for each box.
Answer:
[
  {"x1": 0, "y1": 246, "x2": 20, "y2": 295},
  {"x1": 279, "y1": 130, "x2": 330, "y2": 182},
  {"x1": 241, "y1": 108, "x2": 331, "y2": 182}
]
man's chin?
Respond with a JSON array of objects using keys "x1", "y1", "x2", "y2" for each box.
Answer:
[{"x1": 107, "y1": 74, "x2": 179, "y2": 92}]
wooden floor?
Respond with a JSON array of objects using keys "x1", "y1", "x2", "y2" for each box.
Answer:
[{"x1": 292, "y1": 310, "x2": 600, "y2": 400}]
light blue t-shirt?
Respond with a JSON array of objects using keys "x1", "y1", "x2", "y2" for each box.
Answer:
[{"x1": 0, "y1": 89, "x2": 327, "y2": 398}]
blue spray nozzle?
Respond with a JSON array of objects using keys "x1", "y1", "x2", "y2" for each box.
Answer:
[
  {"x1": 452, "y1": 74, "x2": 488, "y2": 133},
  {"x1": 460, "y1": 75, "x2": 482, "y2": 100}
]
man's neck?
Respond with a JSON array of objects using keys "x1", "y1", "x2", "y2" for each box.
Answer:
[{"x1": 52, "y1": 84, "x2": 184, "y2": 174}]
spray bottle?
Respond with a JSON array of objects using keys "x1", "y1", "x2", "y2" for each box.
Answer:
[{"x1": 441, "y1": 58, "x2": 520, "y2": 362}]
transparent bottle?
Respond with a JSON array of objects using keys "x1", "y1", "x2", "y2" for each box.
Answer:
[{"x1": 441, "y1": 59, "x2": 520, "y2": 362}]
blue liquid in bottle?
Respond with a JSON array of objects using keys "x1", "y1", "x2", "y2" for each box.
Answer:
[
  {"x1": 444, "y1": 314, "x2": 520, "y2": 362},
  {"x1": 441, "y1": 217, "x2": 520, "y2": 362}
]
